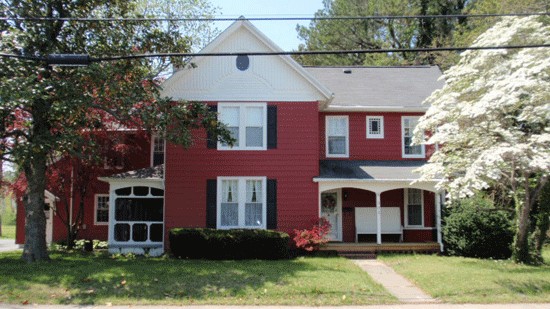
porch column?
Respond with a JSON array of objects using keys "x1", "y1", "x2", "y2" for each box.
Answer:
[
  {"x1": 436, "y1": 191, "x2": 443, "y2": 252},
  {"x1": 376, "y1": 192, "x2": 382, "y2": 245}
]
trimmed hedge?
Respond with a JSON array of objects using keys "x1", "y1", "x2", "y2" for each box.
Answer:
[
  {"x1": 169, "y1": 228, "x2": 291, "y2": 259},
  {"x1": 443, "y1": 196, "x2": 514, "y2": 259}
]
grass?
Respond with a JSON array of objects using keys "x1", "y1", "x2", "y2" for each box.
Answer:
[
  {"x1": 0, "y1": 224, "x2": 16, "y2": 239},
  {"x1": 0, "y1": 251, "x2": 395, "y2": 306},
  {"x1": 379, "y1": 246, "x2": 550, "y2": 303}
]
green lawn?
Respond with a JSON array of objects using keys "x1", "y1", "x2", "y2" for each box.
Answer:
[
  {"x1": 379, "y1": 247, "x2": 550, "y2": 303},
  {"x1": 0, "y1": 251, "x2": 395, "y2": 306},
  {"x1": 0, "y1": 225, "x2": 16, "y2": 239}
]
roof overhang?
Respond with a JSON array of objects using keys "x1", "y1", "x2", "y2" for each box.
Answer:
[{"x1": 323, "y1": 106, "x2": 429, "y2": 112}]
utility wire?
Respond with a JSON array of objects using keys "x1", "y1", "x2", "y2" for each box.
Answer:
[
  {"x1": 0, "y1": 12, "x2": 549, "y2": 22},
  {"x1": 2, "y1": 44, "x2": 549, "y2": 64}
]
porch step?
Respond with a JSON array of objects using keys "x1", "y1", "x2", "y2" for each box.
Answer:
[
  {"x1": 321, "y1": 242, "x2": 441, "y2": 256},
  {"x1": 338, "y1": 251, "x2": 377, "y2": 259}
]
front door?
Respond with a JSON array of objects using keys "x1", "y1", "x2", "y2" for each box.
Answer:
[{"x1": 321, "y1": 191, "x2": 342, "y2": 241}]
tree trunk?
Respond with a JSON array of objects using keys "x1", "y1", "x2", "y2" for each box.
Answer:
[
  {"x1": 22, "y1": 152, "x2": 50, "y2": 262},
  {"x1": 513, "y1": 181, "x2": 534, "y2": 264}
]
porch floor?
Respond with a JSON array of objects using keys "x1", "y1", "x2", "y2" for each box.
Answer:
[{"x1": 320, "y1": 242, "x2": 440, "y2": 258}]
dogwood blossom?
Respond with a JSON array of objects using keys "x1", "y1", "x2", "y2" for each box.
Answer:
[{"x1": 415, "y1": 16, "x2": 550, "y2": 201}]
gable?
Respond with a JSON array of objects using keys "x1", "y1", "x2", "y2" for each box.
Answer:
[{"x1": 161, "y1": 20, "x2": 332, "y2": 103}]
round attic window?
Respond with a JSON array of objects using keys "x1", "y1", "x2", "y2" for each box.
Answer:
[{"x1": 236, "y1": 54, "x2": 249, "y2": 71}]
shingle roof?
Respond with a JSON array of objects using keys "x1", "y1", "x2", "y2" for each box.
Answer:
[
  {"x1": 304, "y1": 66, "x2": 444, "y2": 110},
  {"x1": 318, "y1": 160, "x2": 427, "y2": 180},
  {"x1": 107, "y1": 165, "x2": 164, "y2": 180}
]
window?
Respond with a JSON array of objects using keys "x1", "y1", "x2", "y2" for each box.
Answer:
[
  {"x1": 366, "y1": 116, "x2": 384, "y2": 139},
  {"x1": 218, "y1": 103, "x2": 267, "y2": 150},
  {"x1": 405, "y1": 188, "x2": 424, "y2": 227},
  {"x1": 326, "y1": 116, "x2": 349, "y2": 157},
  {"x1": 95, "y1": 194, "x2": 109, "y2": 225},
  {"x1": 151, "y1": 135, "x2": 165, "y2": 166},
  {"x1": 217, "y1": 177, "x2": 266, "y2": 229},
  {"x1": 402, "y1": 116, "x2": 425, "y2": 158}
]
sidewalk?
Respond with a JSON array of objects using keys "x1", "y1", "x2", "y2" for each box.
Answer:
[
  {"x1": 353, "y1": 259, "x2": 436, "y2": 303},
  {"x1": 1, "y1": 304, "x2": 550, "y2": 309},
  {"x1": 0, "y1": 238, "x2": 20, "y2": 252}
]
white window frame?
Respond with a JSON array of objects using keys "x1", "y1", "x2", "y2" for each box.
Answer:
[
  {"x1": 325, "y1": 115, "x2": 349, "y2": 158},
  {"x1": 404, "y1": 188, "x2": 424, "y2": 228},
  {"x1": 216, "y1": 176, "x2": 267, "y2": 229},
  {"x1": 218, "y1": 102, "x2": 267, "y2": 151},
  {"x1": 366, "y1": 116, "x2": 384, "y2": 139},
  {"x1": 94, "y1": 194, "x2": 110, "y2": 225},
  {"x1": 150, "y1": 134, "x2": 165, "y2": 166},
  {"x1": 402, "y1": 116, "x2": 425, "y2": 158}
]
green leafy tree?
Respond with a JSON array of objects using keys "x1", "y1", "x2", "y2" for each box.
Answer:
[
  {"x1": 294, "y1": 0, "x2": 466, "y2": 67},
  {"x1": 0, "y1": 0, "x2": 231, "y2": 262}
]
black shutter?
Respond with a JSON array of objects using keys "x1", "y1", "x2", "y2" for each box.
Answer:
[
  {"x1": 266, "y1": 179, "x2": 277, "y2": 229},
  {"x1": 207, "y1": 105, "x2": 218, "y2": 149},
  {"x1": 267, "y1": 105, "x2": 277, "y2": 149},
  {"x1": 206, "y1": 179, "x2": 217, "y2": 228}
]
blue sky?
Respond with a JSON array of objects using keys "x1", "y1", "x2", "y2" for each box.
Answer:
[{"x1": 209, "y1": 0, "x2": 325, "y2": 51}]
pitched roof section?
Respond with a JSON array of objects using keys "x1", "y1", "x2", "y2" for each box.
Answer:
[
  {"x1": 161, "y1": 19, "x2": 333, "y2": 104},
  {"x1": 317, "y1": 160, "x2": 428, "y2": 181},
  {"x1": 305, "y1": 66, "x2": 444, "y2": 112}
]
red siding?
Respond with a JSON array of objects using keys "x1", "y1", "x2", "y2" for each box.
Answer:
[
  {"x1": 319, "y1": 112, "x2": 434, "y2": 160},
  {"x1": 164, "y1": 102, "x2": 320, "y2": 237}
]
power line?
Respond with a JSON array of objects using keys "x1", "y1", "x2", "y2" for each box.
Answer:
[
  {"x1": 2, "y1": 44, "x2": 549, "y2": 65},
  {"x1": 0, "y1": 12, "x2": 549, "y2": 22}
]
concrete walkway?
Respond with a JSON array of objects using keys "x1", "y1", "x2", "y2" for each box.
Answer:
[
  {"x1": 353, "y1": 259, "x2": 437, "y2": 303},
  {"x1": 0, "y1": 238, "x2": 20, "y2": 252}
]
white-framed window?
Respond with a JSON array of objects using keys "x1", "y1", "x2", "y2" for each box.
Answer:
[
  {"x1": 217, "y1": 177, "x2": 266, "y2": 229},
  {"x1": 95, "y1": 194, "x2": 109, "y2": 225},
  {"x1": 402, "y1": 116, "x2": 425, "y2": 158},
  {"x1": 218, "y1": 103, "x2": 267, "y2": 150},
  {"x1": 151, "y1": 135, "x2": 165, "y2": 166},
  {"x1": 366, "y1": 116, "x2": 384, "y2": 139},
  {"x1": 404, "y1": 188, "x2": 424, "y2": 227},
  {"x1": 326, "y1": 115, "x2": 349, "y2": 158}
]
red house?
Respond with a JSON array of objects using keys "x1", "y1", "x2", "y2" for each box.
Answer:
[{"x1": 16, "y1": 19, "x2": 445, "y2": 255}]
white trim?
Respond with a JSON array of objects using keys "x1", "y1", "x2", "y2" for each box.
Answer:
[
  {"x1": 218, "y1": 102, "x2": 267, "y2": 151},
  {"x1": 366, "y1": 116, "x2": 384, "y2": 139},
  {"x1": 404, "y1": 188, "x2": 424, "y2": 228},
  {"x1": 325, "y1": 115, "x2": 349, "y2": 158},
  {"x1": 94, "y1": 194, "x2": 110, "y2": 226},
  {"x1": 402, "y1": 116, "x2": 425, "y2": 158},
  {"x1": 216, "y1": 176, "x2": 267, "y2": 229},
  {"x1": 324, "y1": 106, "x2": 429, "y2": 112}
]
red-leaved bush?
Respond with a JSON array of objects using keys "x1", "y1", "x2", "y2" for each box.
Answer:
[{"x1": 293, "y1": 218, "x2": 332, "y2": 252}]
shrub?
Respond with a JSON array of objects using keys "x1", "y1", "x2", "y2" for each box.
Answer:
[
  {"x1": 293, "y1": 218, "x2": 331, "y2": 252},
  {"x1": 169, "y1": 228, "x2": 290, "y2": 260},
  {"x1": 443, "y1": 195, "x2": 514, "y2": 259}
]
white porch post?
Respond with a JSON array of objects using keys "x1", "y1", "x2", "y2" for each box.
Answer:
[
  {"x1": 436, "y1": 191, "x2": 443, "y2": 252},
  {"x1": 376, "y1": 192, "x2": 382, "y2": 245}
]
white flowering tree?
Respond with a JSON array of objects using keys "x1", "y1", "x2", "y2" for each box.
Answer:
[{"x1": 415, "y1": 16, "x2": 550, "y2": 264}]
